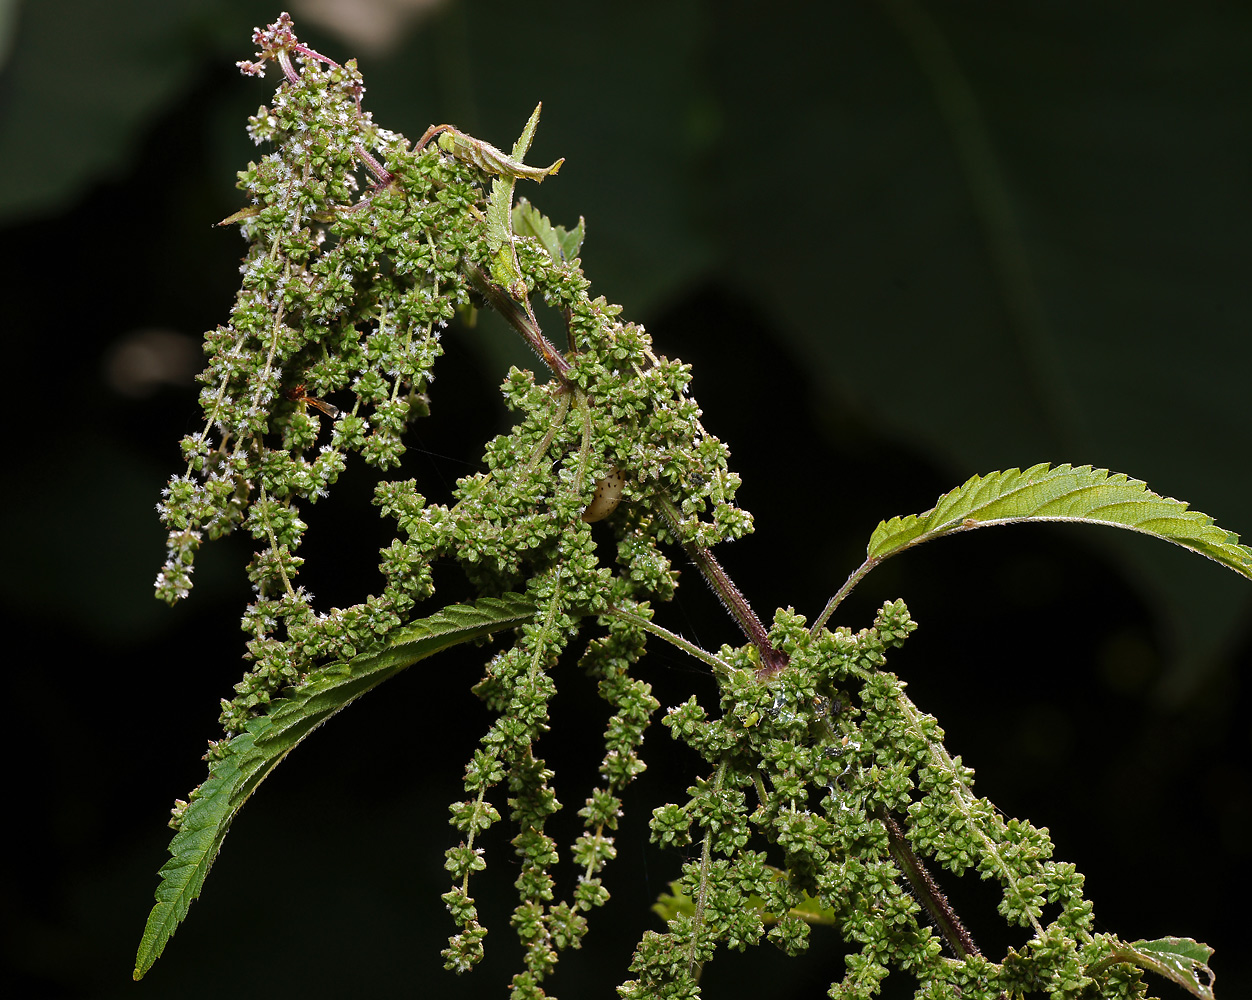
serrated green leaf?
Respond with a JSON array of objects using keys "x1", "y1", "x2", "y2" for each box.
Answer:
[
  {"x1": 866, "y1": 463, "x2": 1252, "y2": 579},
  {"x1": 557, "y1": 223, "x2": 585, "y2": 262},
  {"x1": 133, "y1": 594, "x2": 537, "y2": 980},
  {"x1": 1092, "y1": 936, "x2": 1216, "y2": 1000},
  {"x1": 479, "y1": 104, "x2": 562, "y2": 293},
  {"x1": 513, "y1": 197, "x2": 585, "y2": 263},
  {"x1": 1126, "y1": 937, "x2": 1215, "y2": 1000}
]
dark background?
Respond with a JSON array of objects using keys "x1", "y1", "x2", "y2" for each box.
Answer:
[{"x1": 2, "y1": 1, "x2": 1249, "y2": 996}]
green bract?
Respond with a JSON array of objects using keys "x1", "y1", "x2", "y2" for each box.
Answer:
[{"x1": 138, "y1": 14, "x2": 1237, "y2": 1000}]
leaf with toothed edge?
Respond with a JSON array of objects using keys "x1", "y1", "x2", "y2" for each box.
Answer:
[
  {"x1": 513, "y1": 197, "x2": 585, "y2": 264},
  {"x1": 133, "y1": 593, "x2": 537, "y2": 981},
  {"x1": 1089, "y1": 936, "x2": 1216, "y2": 1000},
  {"x1": 483, "y1": 103, "x2": 555, "y2": 294},
  {"x1": 866, "y1": 463, "x2": 1252, "y2": 579}
]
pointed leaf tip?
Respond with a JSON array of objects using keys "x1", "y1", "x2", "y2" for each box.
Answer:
[
  {"x1": 134, "y1": 594, "x2": 536, "y2": 976},
  {"x1": 864, "y1": 463, "x2": 1252, "y2": 581},
  {"x1": 1113, "y1": 936, "x2": 1215, "y2": 1000}
]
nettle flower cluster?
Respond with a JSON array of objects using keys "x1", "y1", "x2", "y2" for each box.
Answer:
[
  {"x1": 626, "y1": 602, "x2": 1122, "y2": 999},
  {"x1": 151, "y1": 14, "x2": 752, "y2": 994},
  {"x1": 154, "y1": 18, "x2": 749, "y2": 733},
  {"x1": 142, "y1": 17, "x2": 1212, "y2": 1000}
]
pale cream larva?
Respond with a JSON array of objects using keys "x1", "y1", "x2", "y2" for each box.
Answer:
[{"x1": 581, "y1": 468, "x2": 626, "y2": 523}]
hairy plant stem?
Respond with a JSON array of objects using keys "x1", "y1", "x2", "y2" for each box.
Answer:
[
  {"x1": 654, "y1": 496, "x2": 789, "y2": 676},
  {"x1": 894, "y1": 685, "x2": 1046, "y2": 938},
  {"x1": 605, "y1": 605, "x2": 734, "y2": 675},
  {"x1": 475, "y1": 264, "x2": 782, "y2": 675},
  {"x1": 811, "y1": 556, "x2": 877, "y2": 635},
  {"x1": 257, "y1": 481, "x2": 295, "y2": 600},
  {"x1": 355, "y1": 144, "x2": 393, "y2": 186},
  {"x1": 876, "y1": 806, "x2": 979, "y2": 960},
  {"x1": 456, "y1": 180, "x2": 777, "y2": 679},
  {"x1": 464, "y1": 261, "x2": 574, "y2": 386}
]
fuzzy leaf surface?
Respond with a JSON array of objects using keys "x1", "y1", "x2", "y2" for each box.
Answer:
[
  {"x1": 133, "y1": 594, "x2": 537, "y2": 980},
  {"x1": 866, "y1": 463, "x2": 1252, "y2": 579},
  {"x1": 1123, "y1": 937, "x2": 1215, "y2": 1000}
]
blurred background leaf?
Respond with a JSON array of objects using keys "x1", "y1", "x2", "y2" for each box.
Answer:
[{"x1": 2, "y1": 1, "x2": 1248, "y2": 996}]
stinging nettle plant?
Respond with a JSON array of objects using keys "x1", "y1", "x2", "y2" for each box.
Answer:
[{"x1": 134, "y1": 14, "x2": 1245, "y2": 998}]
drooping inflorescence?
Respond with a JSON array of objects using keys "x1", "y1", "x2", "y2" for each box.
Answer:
[
  {"x1": 627, "y1": 602, "x2": 1111, "y2": 999},
  {"x1": 139, "y1": 16, "x2": 1219, "y2": 1000},
  {"x1": 148, "y1": 13, "x2": 757, "y2": 994}
]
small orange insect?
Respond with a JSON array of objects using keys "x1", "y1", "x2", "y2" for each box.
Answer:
[{"x1": 286, "y1": 382, "x2": 341, "y2": 419}]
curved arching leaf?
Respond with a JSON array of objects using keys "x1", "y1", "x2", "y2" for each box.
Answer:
[
  {"x1": 1087, "y1": 936, "x2": 1215, "y2": 1000},
  {"x1": 867, "y1": 463, "x2": 1252, "y2": 577},
  {"x1": 1121, "y1": 936, "x2": 1215, "y2": 1000},
  {"x1": 814, "y1": 464, "x2": 1251, "y2": 633},
  {"x1": 133, "y1": 593, "x2": 537, "y2": 981}
]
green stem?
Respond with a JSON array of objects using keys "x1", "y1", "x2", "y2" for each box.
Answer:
[
  {"x1": 465, "y1": 261, "x2": 573, "y2": 385},
  {"x1": 687, "y1": 760, "x2": 726, "y2": 981},
  {"x1": 521, "y1": 391, "x2": 571, "y2": 477},
  {"x1": 895, "y1": 690, "x2": 1046, "y2": 938},
  {"x1": 605, "y1": 605, "x2": 734, "y2": 675},
  {"x1": 810, "y1": 557, "x2": 877, "y2": 635},
  {"x1": 257, "y1": 481, "x2": 295, "y2": 599},
  {"x1": 571, "y1": 389, "x2": 593, "y2": 495},
  {"x1": 751, "y1": 770, "x2": 769, "y2": 809}
]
